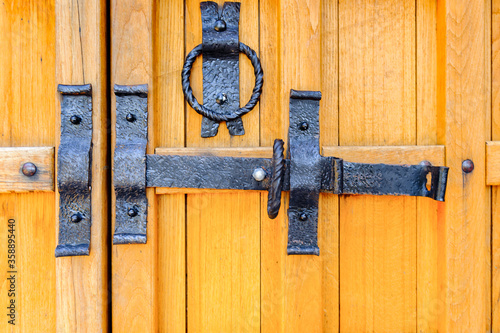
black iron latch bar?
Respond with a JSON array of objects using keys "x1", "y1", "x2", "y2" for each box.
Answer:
[
  {"x1": 112, "y1": 86, "x2": 449, "y2": 255},
  {"x1": 56, "y1": 84, "x2": 93, "y2": 257}
]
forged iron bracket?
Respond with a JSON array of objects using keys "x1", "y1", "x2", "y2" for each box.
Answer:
[
  {"x1": 113, "y1": 87, "x2": 449, "y2": 253},
  {"x1": 200, "y1": 1, "x2": 242, "y2": 137},
  {"x1": 113, "y1": 84, "x2": 148, "y2": 244},
  {"x1": 56, "y1": 84, "x2": 93, "y2": 257}
]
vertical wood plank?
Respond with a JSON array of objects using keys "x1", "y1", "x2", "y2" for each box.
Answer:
[
  {"x1": 55, "y1": 0, "x2": 109, "y2": 331},
  {"x1": 438, "y1": 0, "x2": 491, "y2": 331},
  {"x1": 111, "y1": 0, "x2": 157, "y2": 331},
  {"x1": 185, "y1": 0, "x2": 261, "y2": 331},
  {"x1": 416, "y1": 2, "x2": 444, "y2": 332},
  {"x1": 155, "y1": 0, "x2": 186, "y2": 332},
  {"x1": 320, "y1": 0, "x2": 339, "y2": 331},
  {"x1": 0, "y1": 2, "x2": 56, "y2": 331},
  {"x1": 259, "y1": 0, "x2": 287, "y2": 332},
  {"x1": 279, "y1": 0, "x2": 323, "y2": 332},
  {"x1": 339, "y1": 1, "x2": 417, "y2": 331},
  {"x1": 493, "y1": 0, "x2": 500, "y2": 330}
]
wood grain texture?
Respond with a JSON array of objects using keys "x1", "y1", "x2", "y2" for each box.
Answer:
[
  {"x1": 416, "y1": 3, "x2": 443, "y2": 332},
  {"x1": 259, "y1": 2, "x2": 288, "y2": 331},
  {"x1": 111, "y1": 0, "x2": 157, "y2": 331},
  {"x1": 55, "y1": 0, "x2": 109, "y2": 331},
  {"x1": 185, "y1": 1, "x2": 261, "y2": 331},
  {"x1": 155, "y1": 1, "x2": 185, "y2": 332},
  {"x1": 0, "y1": 147, "x2": 54, "y2": 192},
  {"x1": 339, "y1": 1, "x2": 417, "y2": 331},
  {"x1": 439, "y1": 0, "x2": 491, "y2": 331},
  {"x1": 280, "y1": 0, "x2": 323, "y2": 332},
  {"x1": 493, "y1": 0, "x2": 500, "y2": 330},
  {"x1": 0, "y1": 1, "x2": 56, "y2": 332},
  {"x1": 487, "y1": 142, "x2": 500, "y2": 185}
]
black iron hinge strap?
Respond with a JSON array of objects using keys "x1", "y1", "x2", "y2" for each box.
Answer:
[{"x1": 56, "y1": 84, "x2": 93, "y2": 257}]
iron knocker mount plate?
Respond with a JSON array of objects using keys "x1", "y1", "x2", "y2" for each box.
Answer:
[{"x1": 182, "y1": 1, "x2": 263, "y2": 138}]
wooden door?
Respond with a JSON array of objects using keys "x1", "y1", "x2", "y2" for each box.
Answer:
[
  {"x1": 0, "y1": 0, "x2": 497, "y2": 332},
  {"x1": 108, "y1": 0, "x2": 495, "y2": 332}
]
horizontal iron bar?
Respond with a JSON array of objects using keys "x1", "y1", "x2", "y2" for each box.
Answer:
[{"x1": 146, "y1": 154, "x2": 447, "y2": 201}]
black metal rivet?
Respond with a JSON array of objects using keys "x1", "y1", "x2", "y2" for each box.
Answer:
[
  {"x1": 127, "y1": 208, "x2": 138, "y2": 217},
  {"x1": 214, "y1": 19, "x2": 226, "y2": 32},
  {"x1": 126, "y1": 113, "x2": 136, "y2": 122},
  {"x1": 70, "y1": 115, "x2": 81, "y2": 125},
  {"x1": 299, "y1": 122, "x2": 309, "y2": 131},
  {"x1": 216, "y1": 93, "x2": 227, "y2": 105},
  {"x1": 299, "y1": 213, "x2": 308, "y2": 221},
  {"x1": 22, "y1": 162, "x2": 37, "y2": 177},
  {"x1": 71, "y1": 213, "x2": 82, "y2": 223},
  {"x1": 462, "y1": 159, "x2": 474, "y2": 173}
]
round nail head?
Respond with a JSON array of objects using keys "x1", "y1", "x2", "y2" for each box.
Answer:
[
  {"x1": 22, "y1": 162, "x2": 37, "y2": 177},
  {"x1": 462, "y1": 159, "x2": 474, "y2": 173},
  {"x1": 70, "y1": 115, "x2": 81, "y2": 125},
  {"x1": 71, "y1": 213, "x2": 82, "y2": 223},
  {"x1": 126, "y1": 113, "x2": 136, "y2": 122},
  {"x1": 214, "y1": 19, "x2": 227, "y2": 32},
  {"x1": 216, "y1": 93, "x2": 227, "y2": 105},
  {"x1": 299, "y1": 213, "x2": 308, "y2": 221},
  {"x1": 128, "y1": 208, "x2": 138, "y2": 217},
  {"x1": 299, "y1": 122, "x2": 309, "y2": 131},
  {"x1": 252, "y1": 168, "x2": 266, "y2": 182}
]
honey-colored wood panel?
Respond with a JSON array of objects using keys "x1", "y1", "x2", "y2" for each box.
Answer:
[
  {"x1": 339, "y1": 1, "x2": 417, "y2": 331},
  {"x1": 0, "y1": 147, "x2": 54, "y2": 192},
  {"x1": 185, "y1": 0, "x2": 260, "y2": 331},
  {"x1": 493, "y1": 0, "x2": 500, "y2": 328},
  {"x1": 416, "y1": 3, "x2": 442, "y2": 331},
  {"x1": 155, "y1": 1, "x2": 186, "y2": 332},
  {"x1": 279, "y1": 0, "x2": 323, "y2": 332},
  {"x1": 55, "y1": 0, "x2": 109, "y2": 331},
  {"x1": 487, "y1": 142, "x2": 500, "y2": 185},
  {"x1": 111, "y1": 0, "x2": 157, "y2": 331},
  {"x1": 438, "y1": 0, "x2": 491, "y2": 331},
  {"x1": 0, "y1": 2, "x2": 56, "y2": 332}
]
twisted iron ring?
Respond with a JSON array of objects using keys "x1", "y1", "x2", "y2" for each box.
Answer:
[
  {"x1": 267, "y1": 139, "x2": 285, "y2": 219},
  {"x1": 181, "y1": 42, "x2": 264, "y2": 122}
]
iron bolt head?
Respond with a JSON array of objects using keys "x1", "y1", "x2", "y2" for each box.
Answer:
[
  {"x1": 299, "y1": 213, "x2": 308, "y2": 221},
  {"x1": 126, "y1": 113, "x2": 136, "y2": 122},
  {"x1": 127, "y1": 208, "x2": 138, "y2": 217},
  {"x1": 70, "y1": 115, "x2": 82, "y2": 125},
  {"x1": 252, "y1": 168, "x2": 266, "y2": 182},
  {"x1": 462, "y1": 159, "x2": 474, "y2": 173},
  {"x1": 299, "y1": 122, "x2": 309, "y2": 131},
  {"x1": 22, "y1": 162, "x2": 37, "y2": 177},
  {"x1": 216, "y1": 93, "x2": 227, "y2": 105},
  {"x1": 214, "y1": 19, "x2": 227, "y2": 32},
  {"x1": 71, "y1": 213, "x2": 82, "y2": 223}
]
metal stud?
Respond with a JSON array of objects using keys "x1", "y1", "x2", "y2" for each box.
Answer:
[
  {"x1": 214, "y1": 19, "x2": 226, "y2": 32},
  {"x1": 70, "y1": 115, "x2": 81, "y2": 125},
  {"x1": 126, "y1": 113, "x2": 136, "y2": 122},
  {"x1": 22, "y1": 162, "x2": 37, "y2": 177},
  {"x1": 299, "y1": 213, "x2": 308, "y2": 221},
  {"x1": 462, "y1": 159, "x2": 474, "y2": 173},
  {"x1": 71, "y1": 213, "x2": 82, "y2": 223},
  {"x1": 252, "y1": 168, "x2": 266, "y2": 182},
  {"x1": 215, "y1": 93, "x2": 227, "y2": 105},
  {"x1": 299, "y1": 122, "x2": 309, "y2": 131},
  {"x1": 127, "y1": 208, "x2": 138, "y2": 217}
]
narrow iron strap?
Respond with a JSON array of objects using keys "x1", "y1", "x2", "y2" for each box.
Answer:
[
  {"x1": 55, "y1": 84, "x2": 92, "y2": 257},
  {"x1": 181, "y1": 42, "x2": 263, "y2": 122},
  {"x1": 267, "y1": 139, "x2": 285, "y2": 219}
]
